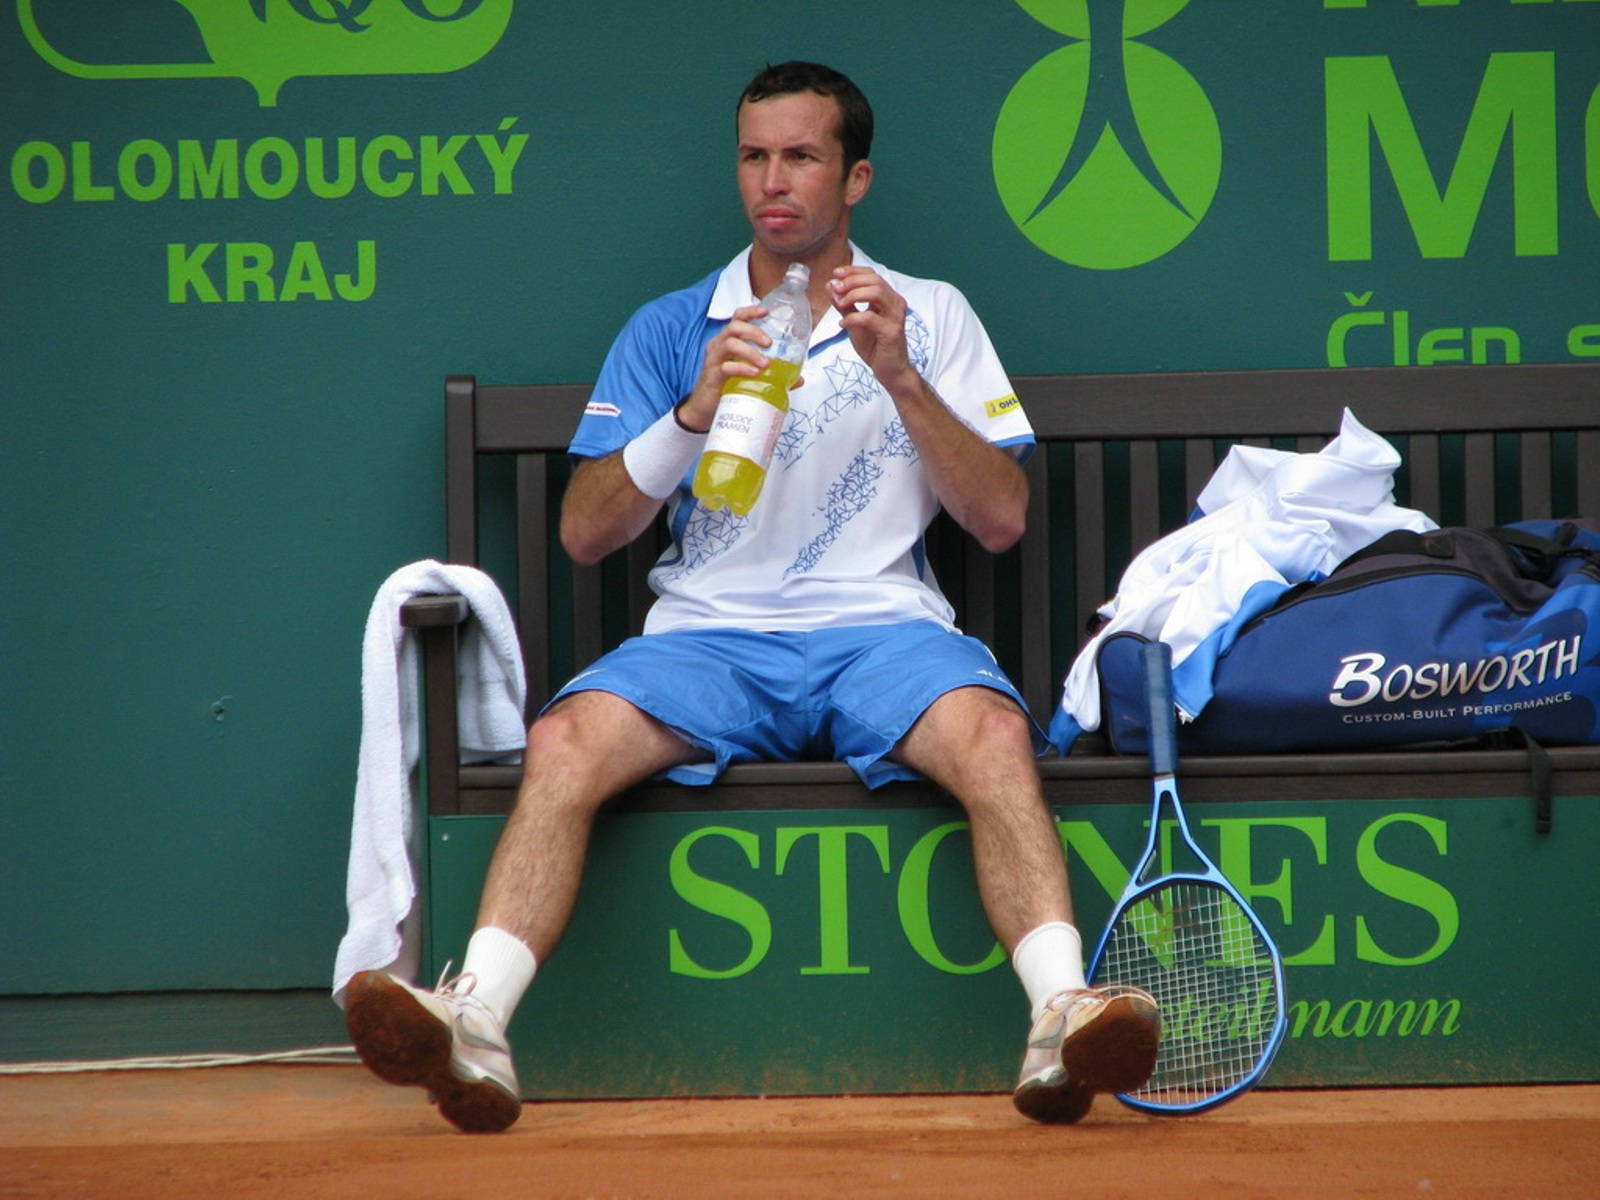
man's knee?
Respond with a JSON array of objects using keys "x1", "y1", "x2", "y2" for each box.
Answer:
[
  {"x1": 521, "y1": 689, "x2": 703, "y2": 799},
  {"x1": 896, "y1": 685, "x2": 1037, "y2": 782},
  {"x1": 526, "y1": 691, "x2": 636, "y2": 769},
  {"x1": 525, "y1": 692, "x2": 594, "y2": 762},
  {"x1": 930, "y1": 686, "x2": 1033, "y2": 751}
]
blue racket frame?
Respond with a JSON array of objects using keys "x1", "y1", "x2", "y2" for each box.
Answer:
[{"x1": 1087, "y1": 639, "x2": 1289, "y2": 1114}]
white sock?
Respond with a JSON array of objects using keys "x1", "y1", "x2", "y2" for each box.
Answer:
[
  {"x1": 460, "y1": 926, "x2": 537, "y2": 1030},
  {"x1": 1011, "y1": 921, "x2": 1087, "y2": 1022}
]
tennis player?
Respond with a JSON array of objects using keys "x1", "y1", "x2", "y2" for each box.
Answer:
[{"x1": 343, "y1": 59, "x2": 1160, "y2": 1132}]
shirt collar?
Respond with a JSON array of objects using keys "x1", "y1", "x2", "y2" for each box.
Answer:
[{"x1": 708, "y1": 242, "x2": 878, "y2": 346}]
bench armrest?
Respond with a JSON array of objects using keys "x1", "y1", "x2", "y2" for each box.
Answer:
[{"x1": 401, "y1": 593, "x2": 470, "y2": 629}]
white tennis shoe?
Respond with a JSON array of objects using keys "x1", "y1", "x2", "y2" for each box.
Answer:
[
  {"x1": 1012, "y1": 984, "x2": 1162, "y2": 1124},
  {"x1": 344, "y1": 968, "x2": 522, "y2": 1133}
]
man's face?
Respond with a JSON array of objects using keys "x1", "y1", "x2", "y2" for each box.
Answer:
[{"x1": 736, "y1": 90, "x2": 869, "y2": 262}]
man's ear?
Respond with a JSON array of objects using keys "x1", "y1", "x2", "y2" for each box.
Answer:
[{"x1": 845, "y1": 158, "x2": 873, "y2": 207}]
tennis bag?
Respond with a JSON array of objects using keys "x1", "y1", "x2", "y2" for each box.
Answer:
[{"x1": 1097, "y1": 518, "x2": 1600, "y2": 757}]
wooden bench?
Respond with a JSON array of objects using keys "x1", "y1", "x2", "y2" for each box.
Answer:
[
  {"x1": 402, "y1": 362, "x2": 1600, "y2": 1098},
  {"x1": 408, "y1": 362, "x2": 1600, "y2": 820}
]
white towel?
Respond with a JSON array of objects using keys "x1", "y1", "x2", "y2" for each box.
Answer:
[
  {"x1": 1054, "y1": 409, "x2": 1437, "y2": 739},
  {"x1": 331, "y1": 560, "x2": 527, "y2": 1004}
]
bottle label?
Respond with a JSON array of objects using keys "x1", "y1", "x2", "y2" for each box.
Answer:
[{"x1": 704, "y1": 394, "x2": 785, "y2": 468}]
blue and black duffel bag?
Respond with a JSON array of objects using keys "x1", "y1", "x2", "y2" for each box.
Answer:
[{"x1": 1098, "y1": 518, "x2": 1600, "y2": 760}]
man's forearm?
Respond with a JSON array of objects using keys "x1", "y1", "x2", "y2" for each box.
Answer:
[
  {"x1": 889, "y1": 374, "x2": 1028, "y2": 553},
  {"x1": 559, "y1": 452, "x2": 670, "y2": 565},
  {"x1": 561, "y1": 402, "x2": 712, "y2": 564}
]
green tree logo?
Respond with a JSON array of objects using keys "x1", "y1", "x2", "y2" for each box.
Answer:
[
  {"x1": 19, "y1": 0, "x2": 513, "y2": 107},
  {"x1": 993, "y1": 0, "x2": 1221, "y2": 269}
]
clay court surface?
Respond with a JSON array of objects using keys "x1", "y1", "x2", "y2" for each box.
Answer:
[{"x1": 3, "y1": 1065, "x2": 1595, "y2": 1198}]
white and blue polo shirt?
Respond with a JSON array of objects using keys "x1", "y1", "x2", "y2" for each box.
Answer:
[{"x1": 570, "y1": 244, "x2": 1033, "y2": 635}]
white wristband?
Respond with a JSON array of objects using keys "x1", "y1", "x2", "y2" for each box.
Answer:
[{"x1": 621, "y1": 407, "x2": 705, "y2": 499}]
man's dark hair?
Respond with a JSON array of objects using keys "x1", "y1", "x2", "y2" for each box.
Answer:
[{"x1": 739, "y1": 61, "x2": 874, "y2": 171}]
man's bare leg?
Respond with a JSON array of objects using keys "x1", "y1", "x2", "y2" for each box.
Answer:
[
  {"x1": 344, "y1": 689, "x2": 704, "y2": 1131},
  {"x1": 890, "y1": 685, "x2": 1071, "y2": 949},
  {"x1": 892, "y1": 685, "x2": 1159, "y2": 1123},
  {"x1": 476, "y1": 689, "x2": 707, "y2": 962}
]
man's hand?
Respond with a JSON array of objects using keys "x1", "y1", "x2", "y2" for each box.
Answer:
[
  {"x1": 678, "y1": 303, "x2": 791, "y2": 432},
  {"x1": 827, "y1": 265, "x2": 918, "y2": 394},
  {"x1": 829, "y1": 264, "x2": 1027, "y2": 553}
]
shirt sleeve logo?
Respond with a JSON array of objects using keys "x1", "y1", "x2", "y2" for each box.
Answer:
[{"x1": 985, "y1": 394, "x2": 1021, "y2": 418}]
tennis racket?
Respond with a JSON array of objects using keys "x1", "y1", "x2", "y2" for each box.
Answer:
[{"x1": 1087, "y1": 639, "x2": 1287, "y2": 1114}]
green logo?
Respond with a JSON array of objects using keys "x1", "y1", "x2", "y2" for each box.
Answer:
[
  {"x1": 993, "y1": 0, "x2": 1221, "y2": 269},
  {"x1": 19, "y1": 0, "x2": 513, "y2": 107}
]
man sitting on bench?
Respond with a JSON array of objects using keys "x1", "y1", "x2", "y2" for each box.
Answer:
[{"x1": 342, "y1": 59, "x2": 1160, "y2": 1133}]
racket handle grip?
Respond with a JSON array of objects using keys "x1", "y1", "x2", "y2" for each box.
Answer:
[{"x1": 1141, "y1": 640, "x2": 1178, "y2": 776}]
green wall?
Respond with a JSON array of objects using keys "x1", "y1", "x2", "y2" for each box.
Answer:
[{"x1": 3, "y1": 1, "x2": 1597, "y2": 1003}]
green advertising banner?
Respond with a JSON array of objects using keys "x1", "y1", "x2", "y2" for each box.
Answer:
[
  {"x1": 3, "y1": 2, "x2": 1596, "y2": 1023},
  {"x1": 429, "y1": 795, "x2": 1598, "y2": 1096}
]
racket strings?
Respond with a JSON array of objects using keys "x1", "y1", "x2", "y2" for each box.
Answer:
[{"x1": 1099, "y1": 880, "x2": 1280, "y2": 1108}]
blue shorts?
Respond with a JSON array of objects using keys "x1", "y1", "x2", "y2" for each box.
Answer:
[{"x1": 545, "y1": 621, "x2": 1047, "y2": 789}]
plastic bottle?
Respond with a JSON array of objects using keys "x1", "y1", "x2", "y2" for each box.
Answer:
[{"x1": 692, "y1": 262, "x2": 812, "y2": 515}]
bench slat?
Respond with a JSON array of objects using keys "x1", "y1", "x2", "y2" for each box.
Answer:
[
  {"x1": 1521, "y1": 431, "x2": 1552, "y2": 520},
  {"x1": 1463, "y1": 432, "x2": 1495, "y2": 527},
  {"x1": 572, "y1": 561, "x2": 603, "y2": 684},
  {"x1": 1579, "y1": 432, "x2": 1599, "y2": 517},
  {"x1": 1183, "y1": 439, "x2": 1214, "y2": 509},
  {"x1": 515, "y1": 452, "x2": 550, "y2": 713},
  {"x1": 1018, "y1": 453, "x2": 1053, "y2": 719},
  {"x1": 1072, "y1": 441, "x2": 1107, "y2": 647},
  {"x1": 445, "y1": 375, "x2": 479, "y2": 563},
  {"x1": 1128, "y1": 440, "x2": 1160, "y2": 553},
  {"x1": 1020, "y1": 363, "x2": 1599, "y2": 439}
]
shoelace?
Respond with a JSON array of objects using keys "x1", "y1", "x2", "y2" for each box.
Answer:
[
  {"x1": 432, "y1": 961, "x2": 481, "y2": 1000},
  {"x1": 1046, "y1": 988, "x2": 1089, "y2": 1015},
  {"x1": 428, "y1": 962, "x2": 510, "y2": 1055}
]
